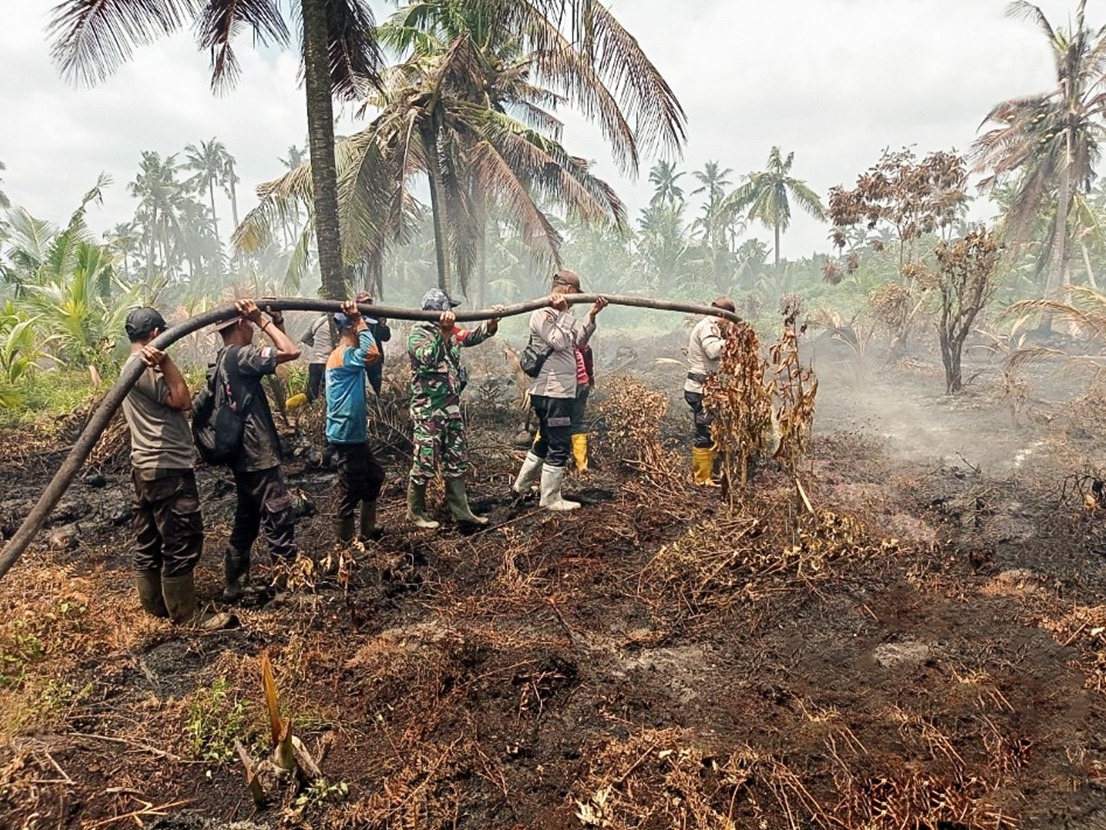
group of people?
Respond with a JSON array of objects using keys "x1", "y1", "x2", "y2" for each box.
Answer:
[{"x1": 118, "y1": 269, "x2": 611, "y2": 627}]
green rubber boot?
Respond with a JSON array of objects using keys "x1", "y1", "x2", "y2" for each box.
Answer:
[
  {"x1": 136, "y1": 569, "x2": 169, "y2": 618},
  {"x1": 336, "y1": 514, "x2": 356, "y2": 544},
  {"x1": 162, "y1": 572, "x2": 236, "y2": 630},
  {"x1": 406, "y1": 480, "x2": 440, "y2": 530},
  {"x1": 445, "y1": 478, "x2": 488, "y2": 526}
]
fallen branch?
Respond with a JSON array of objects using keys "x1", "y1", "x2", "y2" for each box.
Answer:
[
  {"x1": 0, "y1": 294, "x2": 741, "y2": 583},
  {"x1": 65, "y1": 732, "x2": 190, "y2": 764}
]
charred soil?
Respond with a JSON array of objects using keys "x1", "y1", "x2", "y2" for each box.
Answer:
[{"x1": 2, "y1": 343, "x2": 1106, "y2": 829}]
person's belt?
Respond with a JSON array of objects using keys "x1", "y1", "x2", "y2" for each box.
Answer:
[{"x1": 686, "y1": 371, "x2": 709, "y2": 383}]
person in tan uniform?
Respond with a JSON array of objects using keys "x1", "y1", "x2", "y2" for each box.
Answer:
[
  {"x1": 683, "y1": 297, "x2": 735, "y2": 485},
  {"x1": 511, "y1": 269, "x2": 607, "y2": 510}
]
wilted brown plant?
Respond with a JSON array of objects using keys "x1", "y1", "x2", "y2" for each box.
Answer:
[
  {"x1": 598, "y1": 377, "x2": 681, "y2": 487},
  {"x1": 829, "y1": 148, "x2": 969, "y2": 356},
  {"x1": 929, "y1": 225, "x2": 1002, "y2": 394},
  {"x1": 703, "y1": 321, "x2": 774, "y2": 495},
  {"x1": 704, "y1": 312, "x2": 816, "y2": 511},
  {"x1": 828, "y1": 148, "x2": 968, "y2": 280}
]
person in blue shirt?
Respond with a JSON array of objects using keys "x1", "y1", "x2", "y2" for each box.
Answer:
[{"x1": 325, "y1": 300, "x2": 386, "y2": 544}]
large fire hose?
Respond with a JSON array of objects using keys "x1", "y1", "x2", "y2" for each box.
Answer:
[{"x1": 0, "y1": 294, "x2": 741, "y2": 581}]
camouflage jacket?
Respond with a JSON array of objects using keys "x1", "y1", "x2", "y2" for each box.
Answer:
[{"x1": 407, "y1": 321, "x2": 494, "y2": 418}]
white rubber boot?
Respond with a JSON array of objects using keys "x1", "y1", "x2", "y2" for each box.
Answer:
[
  {"x1": 539, "y1": 464, "x2": 580, "y2": 511},
  {"x1": 511, "y1": 452, "x2": 543, "y2": 496}
]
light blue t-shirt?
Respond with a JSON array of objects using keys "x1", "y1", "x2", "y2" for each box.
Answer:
[{"x1": 325, "y1": 328, "x2": 378, "y2": 444}]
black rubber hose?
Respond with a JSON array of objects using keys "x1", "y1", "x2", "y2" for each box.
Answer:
[{"x1": 0, "y1": 294, "x2": 741, "y2": 581}]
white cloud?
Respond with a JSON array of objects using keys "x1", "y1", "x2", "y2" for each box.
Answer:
[{"x1": 0, "y1": 0, "x2": 1082, "y2": 264}]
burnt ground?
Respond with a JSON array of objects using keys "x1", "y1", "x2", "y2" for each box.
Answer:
[{"x1": 3, "y1": 334, "x2": 1106, "y2": 829}]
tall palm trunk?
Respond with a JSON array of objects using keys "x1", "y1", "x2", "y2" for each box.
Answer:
[
  {"x1": 302, "y1": 0, "x2": 346, "y2": 300},
  {"x1": 472, "y1": 182, "x2": 487, "y2": 306},
  {"x1": 1041, "y1": 139, "x2": 1073, "y2": 334},
  {"x1": 1082, "y1": 241, "x2": 1099, "y2": 289},
  {"x1": 773, "y1": 219, "x2": 781, "y2": 270},
  {"x1": 227, "y1": 160, "x2": 240, "y2": 228},
  {"x1": 146, "y1": 207, "x2": 157, "y2": 283},
  {"x1": 421, "y1": 120, "x2": 452, "y2": 293},
  {"x1": 207, "y1": 181, "x2": 222, "y2": 277}
]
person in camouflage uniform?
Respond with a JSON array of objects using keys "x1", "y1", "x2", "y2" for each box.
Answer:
[{"x1": 406, "y1": 288, "x2": 501, "y2": 528}]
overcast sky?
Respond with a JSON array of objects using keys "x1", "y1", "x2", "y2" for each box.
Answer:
[{"x1": 0, "y1": 0, "x2": 1078, "y2": 263}]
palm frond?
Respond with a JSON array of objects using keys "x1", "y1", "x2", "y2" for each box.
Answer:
[
  {"x1": 323, "y1": 0, "x2": 384, "y2": 100},
  {"x1": 197, "y1": 0, "x2": 288, "y2": 92},
  {"x1": 48, "y1": 0, "x2": 202, "y2": 86}
]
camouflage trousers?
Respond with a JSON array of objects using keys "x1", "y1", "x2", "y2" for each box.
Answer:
[{"x1": 409, "y1": 415, "x2": 468, "y2": 484}]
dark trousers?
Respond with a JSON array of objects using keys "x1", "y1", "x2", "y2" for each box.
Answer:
[
  {"x1": 684, "y1": 391, "x2": 714, "y2": 448},
  {"x1": 570, "y1": 385, "x2": 590, "y2": 436},
  {"x1": 531, "y1": 394, "x2": 573, "y2": 467},
  {"x1": 306, "y1": 363, "x2": 326, "y2": 403},
  {"x1": 132, "y1": 469, "x2": 204, "y2": 578},
  {"x1": 332, "y1": 442, "x2": 386, "y2": 518},
  {"x1": 229, "y1": 466, "x2": 297, "y2": 562},
  {"x1": 367, "y1": 364, "x2": 383, "y2": 396}
]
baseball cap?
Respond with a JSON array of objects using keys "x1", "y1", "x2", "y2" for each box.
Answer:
[
  {"x1": 214, "y1": 316, "x2": 242, "y2": 333},
  {"x1": 553, "y1": 268, "x2": 582, "y2": 290},
  {"x1": 420, "y1": 288, "x2": 460, "y2": 311},
  {"x1": 125, "y1": 307, "x2": 167, "y2": 340},
  {"x1": 333, "y1": 311, "x2": 357, "y2": 329}
]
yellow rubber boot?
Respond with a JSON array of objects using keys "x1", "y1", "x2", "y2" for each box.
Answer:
[
  {"x1": 691, "y1": 447, "x2": 719, "y2": 486},
  {"x1": 285, "y1": 392, "x2": 308, "y2": 410},
  {"x1": 571, "y1": 434, "x2": 589, "y2": 473}
]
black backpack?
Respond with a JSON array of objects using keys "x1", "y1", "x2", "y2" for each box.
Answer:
[{"x1": 192, "y1": 347, "x2": 245, "y2": 466}]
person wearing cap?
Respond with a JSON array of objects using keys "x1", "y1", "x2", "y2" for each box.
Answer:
[
  {"x1": 405, "y1": 288, "x2": 501, "y2": 529},
  {"x1": 511, "y1": 269, "x2": 608, "y2": 510},
  {"x1": 121, "y1": 308, "x2": 230, "y2": 629},
  {"x1": 684, "y1": 296, "x2": 736, "y2": 485},
  {"x1": 325, "y1": 300, "x2": 385, "y2": 544},
  {"x1": 355, "y1": 291, "x2": 392, "y2": 396},
  {"x1": 210, "y1": 299, "x2": 302, "y2": 601}
]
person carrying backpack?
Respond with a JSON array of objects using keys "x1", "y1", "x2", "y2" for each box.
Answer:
[
  {"x1": 325, "y1": 300, "x2": 386, "y2": 544},
  {"x1": 208, "y1": 299, "x2": 302, "y2": 601},
  {"x1": 510, "y1": 269, "x2": 607, "y2": 510}
]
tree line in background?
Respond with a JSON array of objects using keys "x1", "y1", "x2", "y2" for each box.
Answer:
[{"x1": 1, "y1": 0, "x2": 1105, "y2": 413}]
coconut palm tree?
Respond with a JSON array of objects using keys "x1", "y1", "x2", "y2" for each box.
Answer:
[
  {"x1": 728, "y1": 147, "x2": 825, "y2": 270},
  {"x1": 237, "y1": 34, "x2": 625, "y2": 294},
  {"x1": 47, "y1": 0, "x2": 383, "y2": 300},
  {"x1": 183, "y1": 139, "x2": 231, "y2": 234},
  {"x1": 691, "y1": 161, "x2": 732, "y2": 247},
  {"x1": 129, "y1": 152, "x2": 187, "y2": 283},
  {"x1": 235, "y1": 0, "x2": 685, "y2": 295},
  {"x1": 649, "y1": 160, "x2": 685, "y2": 208},
  {"x1": 972, "y1": 0, "x2": 1106, "y2": 320}
]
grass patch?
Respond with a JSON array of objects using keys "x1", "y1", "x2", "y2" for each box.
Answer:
[{"x1": 185, "y1": 677, "x2": 261, "y2": 763}]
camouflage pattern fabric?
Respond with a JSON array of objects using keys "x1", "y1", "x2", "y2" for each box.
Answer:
[
  {"x1": 407, "y1": 322, "x2": 493, "y2": 419},
  {"x1": 410, "y1": 416, "x2": 468, "y2": 484},
  {"x1": 407, "y1": 321, "x2": 493, "y2": 483}
]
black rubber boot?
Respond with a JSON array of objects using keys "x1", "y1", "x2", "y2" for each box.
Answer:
[
  {"x1": 222, "y1": 548, "x2": 252, "y2": 604},
  {"x1": 359, "y1": 500, "x2": 382, "y2": 542}
]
